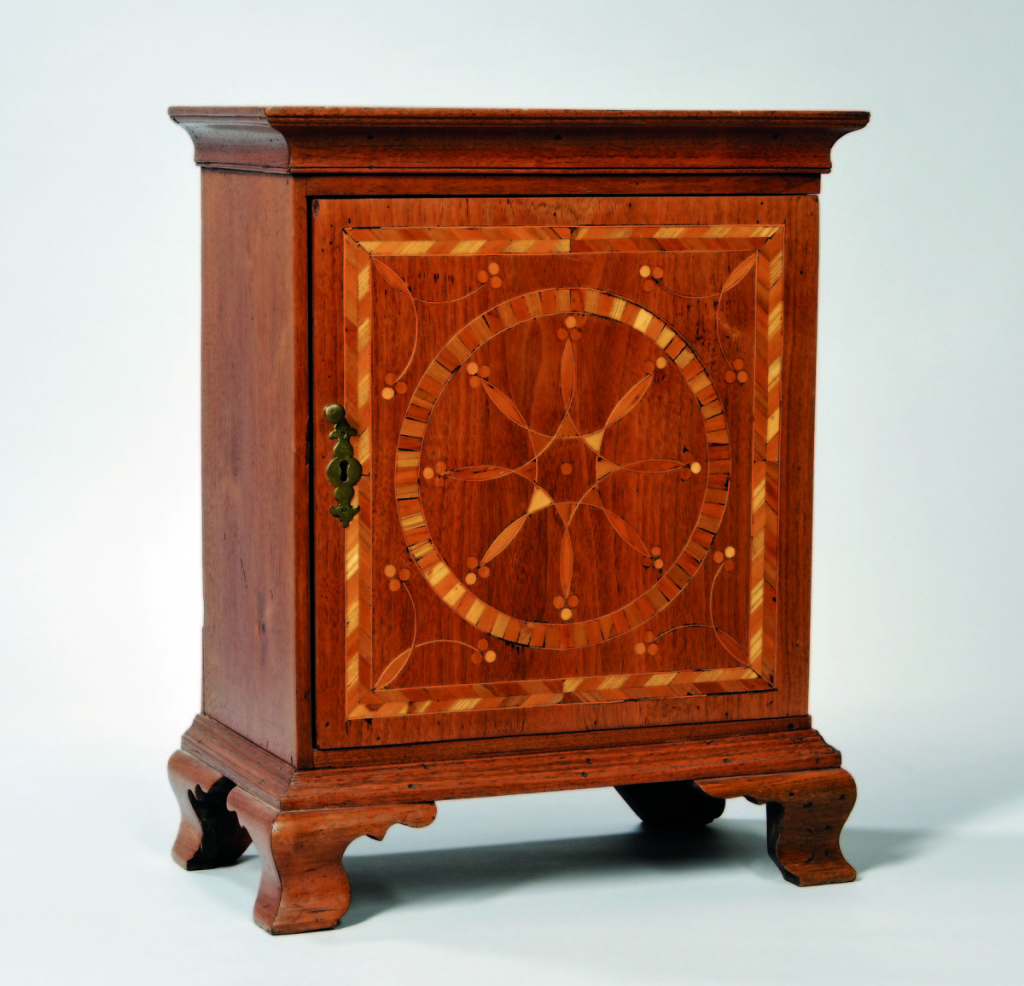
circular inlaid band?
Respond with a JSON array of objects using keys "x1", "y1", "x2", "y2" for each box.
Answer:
[{"x1": 394, "y1": 287, "x2": 730, "y2": 650}]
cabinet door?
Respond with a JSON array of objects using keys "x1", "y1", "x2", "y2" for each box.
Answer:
[{"x1": 312, "y1": 196, "x2": 817, "y2": 750}]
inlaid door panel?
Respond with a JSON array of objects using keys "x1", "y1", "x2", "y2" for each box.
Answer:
[{"x1": 313, "y1": 197, "x2": 814, "y2": 750}]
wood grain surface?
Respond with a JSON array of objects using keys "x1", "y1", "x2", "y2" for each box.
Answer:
[
  {"x1": 312, "y1": 194, "x2": 820, "y2": 750},
  {"x1": 169, "y1": 107, "x2": 866, "y2": 932},
  {"x1": 696, "y1": 768, "x2": 858, "y2": 886},
  {"x1": 226, "y1": 787, "x2": 436, "y2": 934},
  {"x1": 198, "y1": 171, "x2": 311, "y2": 765},
  {"x1": 167, "y1": 108, "x2": 864, "y2": 933},
  {"x1": 178, "y1": 714, "x2": 840, "y2": 812},
  {"x1": 300, "y1": 174, "x2": 825, "y2": 197},
  {"x1": 172, "y1": 721, "x2": 854, "y2": 933},
  {"x1": 183, "y1": 710, "x2": 813, "y2": 775},
  {"x1": 344, "y1": 228, "x2": 774, "y2": 707},
  {"x1": 180, "y1": 120, "x2": 835, "y2": 761},
  {"x1": 169, "y1": 107, "x2": 868, "y2": 176}
]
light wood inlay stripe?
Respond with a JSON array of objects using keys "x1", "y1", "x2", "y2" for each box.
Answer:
[{"x1": 341, "y1": 224, "x2": 783, "y2": 717}]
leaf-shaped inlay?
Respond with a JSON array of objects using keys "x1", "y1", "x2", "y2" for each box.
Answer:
[
  {"x1": 715, "y1": 631, "x2": 747, "y2": 664},
  {"x1": 604, "y1": 375, "x2": 653, "y2": 430},
  {"x1": 375, "y1": 647, "x2": 413, "y2": 689},
  {"x1": 482, "y1": 382, "x2": 529, "y2": 429},
  {"x1": 480, "y1": 514, "x2": 528, "y2": 565},
  {"x1": 448, "y1": 465, "x2": 515, "y2": 481},
  {"x1": 560, "y1": 528, "x2": 574, "y2": 597},
  {"x1": 561, "y1": 341, "x2": 576, "y2": 411},
  {"x1": 721, "y1": 254, "x2": 757, "y2": 294},
  {"x1": 622, "y1": 459, "x2": 687, "y2": 473},
  {"x1": 603, "y1": 508, "x2": 650, "y2": 556},
  {"x1": 373, "y1": 259, "x2": 419, "y2": 381},
  {"x1": 373, "y1": 260, "x2": 415, "y2": 299}
]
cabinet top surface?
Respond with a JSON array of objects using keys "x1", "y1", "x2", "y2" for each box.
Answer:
[{"x1": 169, "y1": 106, "x2": 869, "y2": 177}]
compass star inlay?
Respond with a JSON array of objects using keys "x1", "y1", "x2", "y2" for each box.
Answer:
[
  {"x1": 334, "y1": 221, "x2": 785, "y2": 719},
  {"x1": 398, "y1": 289, "x2": 732, "y2": 648}
]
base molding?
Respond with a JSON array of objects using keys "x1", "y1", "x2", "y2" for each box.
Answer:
[
  {"x1": 181, "y1": 713, "x2": 840, "y2": 810},
  {"x1": 171, "y1": 716, "x2": 857, "y2": 932}
]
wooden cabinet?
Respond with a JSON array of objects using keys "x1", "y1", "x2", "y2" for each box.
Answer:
[{"x1": 167, "y1": 108, "x2": 868, "y2": 933}]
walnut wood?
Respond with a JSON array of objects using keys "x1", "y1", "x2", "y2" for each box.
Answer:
[
  {"x1": 178, "y1": 715, "x2": 840, "y2": 811},
  {"x1": 199, "y1": 171, "x2": 311, "y2": 766},
  {"x1": 312, "y1": 193, "x2": 820, "y2": 749},
  {"x1": 185, "y1": 709, "x2": 814, "y2": 774},
  {"x1": 183, "y1": 715, "x2": 296, "y2": 809},
  {"x1": 312, "y1": 714, "x2": 813, "y2": 768},
  {"x1": 287, "y1": 731, "x2": 840, "y2": 808},
  {"x1": 189, "y1": 127, "x2": 831, "y2": 756},
  {"x1": 299, "y1": 173, "x2": 824, "y2": 197},
  {"x1": 170, "y1": 106, "x2": 867, "y2": 930},
  {"x1": 171, "y1": 107, "x2": 868, "y2": 176},
  {"x1": 168, "y1": 750, "x2": 251, "y2": 870},
  {"x1": 615, "y1": 780, "x2": 726, "y2": 830},
  {"x1": 696, "y1": 769, "x2": 857, "y2": 886},
  {"x1": 225, "y1": 787, "x2": 436, "y2": 934}
]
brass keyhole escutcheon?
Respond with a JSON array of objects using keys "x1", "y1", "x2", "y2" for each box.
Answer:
[{"x1": 324, "y1": 404, "x2": 362, "y2": 527}]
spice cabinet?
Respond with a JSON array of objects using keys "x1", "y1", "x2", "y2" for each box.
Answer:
[{"x1": 168, "y1": 107, "x2": 868, "y2": 933}]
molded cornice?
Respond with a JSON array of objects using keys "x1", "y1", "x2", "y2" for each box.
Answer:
[{"x1": 169, "y1": 107, "x2": 870, "y2": 176}]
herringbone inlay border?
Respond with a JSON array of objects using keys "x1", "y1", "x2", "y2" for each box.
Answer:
[{"x1": 339, "y1": 225, "x2": 783, "y2": 718}]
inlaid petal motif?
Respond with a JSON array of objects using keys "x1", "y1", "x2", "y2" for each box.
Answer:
[
  {"x1": 373, "y1": 259, "x2": 421, "y2": 382},
  {"x1": 560, "y1": 341, "x2": 576, "y2": 411},
  {"x1": 480, "y1": 514, "x2": 529, "y2": 566},
  {"x1": 348, "y1": 225, "x2": 787, "y2": 721},
  {"x1": 375, "y1": 646, "x2": 413, "y2": 689},
  {"x1": 448, "y1": 465, "x2": 517, "y2": 481},
  {"x1": 481, "y1": 381, "x2": 529, "y2": 429},
  {"x1": 621, "y1": 459, "x2": 688, "y2": 473},
  {"x1": 604, "y1": 374, "x2": 653, "y2": 430},
  {"x1": 602, "y1": 508, "x2": 650, "y2": 556},
  {"x1": 721, "y1": 253, "x2": 757, "y2": 294},
  {"x1": 559, "y1": 528, "x2": 574, "y2": 597},
  {"x1": 373, "y1": 259, "x2": 415, "y2": 298}
]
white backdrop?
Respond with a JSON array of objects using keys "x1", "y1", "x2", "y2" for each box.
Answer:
[{"x1": 2, "y1": 2, "x2": 1021, "y2": 982}]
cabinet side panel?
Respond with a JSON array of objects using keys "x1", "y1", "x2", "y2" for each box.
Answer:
[{"x1": 200, "y1": 170, "x2": 309, "y2": 764}]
